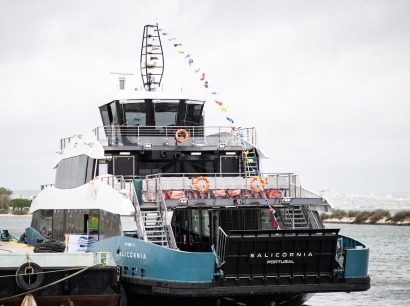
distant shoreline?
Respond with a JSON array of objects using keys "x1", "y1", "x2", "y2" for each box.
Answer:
[
  {"x1": 0, "y1": 213, "x2": 31, "y2": 217},
  {"x1": 321, "y1": 209, "x2": 410, "y2": 226}
]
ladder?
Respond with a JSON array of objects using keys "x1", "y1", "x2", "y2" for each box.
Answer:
[
  {"x1": 242, "y1": 147, "x2": 260, "y2": 177},
  {"x1": 141, "y1": 208, "x2": 169, "y2": 247},
  {"x1": 281, "y1": 206, "x2": 309, "y2": 229}
]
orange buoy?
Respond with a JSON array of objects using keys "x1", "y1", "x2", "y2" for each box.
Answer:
[
  {"x1": 175, "y1": 129, "x2": 190, "y2": 143},
  {"x1": 194, "y1": 176, "x2": 210, "y2": 193},
  {"x1": 249, "y1": 176, "x2": 266, "y2": 192}
]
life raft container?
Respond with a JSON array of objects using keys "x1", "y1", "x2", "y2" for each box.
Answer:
[
  {"x1": 213, "y1": 189, "x2": 227, "y2": 197},
  {"x1": 268, "y1": 189, "x2": 282, "y2": 198},
  {"x1": 227, "y1": 189, "x2": 241, "y2": 197},
  {"x1": 166, "y1": 190, "x2": 186, "y2": 200}
]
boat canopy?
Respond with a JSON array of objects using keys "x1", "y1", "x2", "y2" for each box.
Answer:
[{"x1": 30, "y1": 181, "x2": 135, "y2": 215}]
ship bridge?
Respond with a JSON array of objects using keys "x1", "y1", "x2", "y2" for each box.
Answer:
[{"x1": 99, "y1": 95, "x2": 205, "y2": 131}]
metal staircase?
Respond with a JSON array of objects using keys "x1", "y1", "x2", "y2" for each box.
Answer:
[
  {"x1": 141, "y1": 209, "x2": 169, "y2": 246},
  {"x1": 281, "y1": 206, "x2": 309, "y2": 229}
]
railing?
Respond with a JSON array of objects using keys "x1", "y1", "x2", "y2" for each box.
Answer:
[
  {"x1": 158, "y1": 186, "x2": 177, "y2": 249},
  {"x1": 143, "y1": 172, "x2": 307, "y2": 199},
  {"x1": 216, "y1": 226, "x2": 228, "y2": 265},
  {"x1": 87, "y1": 125, "x2": 257, "y2": 149},
  {"x1": 95, "y1": 175, "x2": 148, "y2": 241}
]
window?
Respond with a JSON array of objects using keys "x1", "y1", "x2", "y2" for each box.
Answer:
[
  {"x1": 55, "y1": 155, "x2": 95, "y2": 189},
  {"x1": 183, "y1": 100, "x2": 204, "y2": 125},
  {"x1": 123, "y1": 101, "x2": 146, "y2": 126},
  {"x1": 153, "y1": 100, "x2": 179, "y2": 126}
]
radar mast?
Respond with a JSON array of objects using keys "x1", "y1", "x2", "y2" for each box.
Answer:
[{"x1": 140, "y1": 24, "x2": 164, "y2": 91}]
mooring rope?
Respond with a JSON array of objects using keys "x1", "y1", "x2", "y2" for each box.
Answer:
[
  {"x1": 0, "y1": 266, "x2": 97, "y2": 279},
  {"x1": 0, "y1": 264, "x2": 101, "y2": 302}
]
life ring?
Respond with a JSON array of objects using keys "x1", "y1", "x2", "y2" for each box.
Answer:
[
  {"x1": 249, "y1": 176, "x2": 266, "y2": 192},
  {"x1": 15, "y1": 262, "x2": 44, "y2": 291},
  {"x1": 175, "y1": 129, "x2": 190, "y2": 143},
  {"x1": 194, "y1": 176, "x2": 210, "y2": 193}
]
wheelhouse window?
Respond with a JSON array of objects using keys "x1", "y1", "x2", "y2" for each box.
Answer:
[
  {"x1": 152, "y1": 99, "x2": 179, "y2": 126},
  {"x1": 122, "y1": 100, "x2": 146, "y2": 126},
  {"x1": 183, "y1": 100, "x2": 204, "y2": 126}
]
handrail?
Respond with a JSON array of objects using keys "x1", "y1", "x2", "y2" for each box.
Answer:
[
  {"x1": 216, "y1": 227, "x2": 228, "y2": 264},
  {"x1": 158, "y1": 184, "x2": 177, "y2": 249},
  {"x1": 97, "y1": 176, "x2": 148, "y2": 241},
  {"x1": 88, "y1": 125, "x2": 257, "y2": 149}
]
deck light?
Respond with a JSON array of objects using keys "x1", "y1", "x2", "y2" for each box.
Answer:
[
  {"x1": 119, "y1": 152, "x2": 130, "y2": 155},
  {"x1": 225, "y1": 152, "x2": 236, "y2": 155},
  {"x1": 178, "y1": 198, "x2": 188, "y2": 205},
  {"x1": 282, "y1": 197, "x2": 292, "y2": 204},
  {"x1": 191, "y1": 152, "x2": 202, "y2": 156},
  {"x1": 218, "y1": 143, "x2": 226, "y2": 150},
  {"x1": 144, "y1": 143, "x2": 153, "y2": 150}
]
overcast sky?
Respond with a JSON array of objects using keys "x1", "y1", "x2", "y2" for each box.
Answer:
[{"x1": 0, "y1": 0, "x2": 409, "y2": 196}]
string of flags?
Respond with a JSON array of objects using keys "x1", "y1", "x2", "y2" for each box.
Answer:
[{"x1": 157, "y1": 27, "x2": 240, "y2": 132}]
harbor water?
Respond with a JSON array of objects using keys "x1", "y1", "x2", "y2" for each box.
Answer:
[{"x1": 1, "y1": 215, "x2": 409, "y2": 306}]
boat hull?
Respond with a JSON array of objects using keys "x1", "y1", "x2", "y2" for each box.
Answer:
[
  {"x1": 0, "y1": 265, "x2": 121, "y2": 306},
  {"x1": 87, "y1": 229, "x2": 369, "y2": 306}
]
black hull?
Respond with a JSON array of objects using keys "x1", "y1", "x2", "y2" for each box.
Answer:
[
  {"x1": 0, "y1": 295, "x2": 120, "y2": 306},
  {"x1": 121, "y1": 276, "x2": 370, "y2": 305},
  {"x1": 124, "y1": 293, "x2": 313, "y2": 306},
  {"x1": 0, "y1": 266, "x2": 121, "y2": 306}
]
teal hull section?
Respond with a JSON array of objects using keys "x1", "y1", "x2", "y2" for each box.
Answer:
[
  {"x1": 87, "y1": 236, "x2": 216, "y2": 282},
  {"x1": 338, "y1": 234, "x2": 370, "y2": 278}
]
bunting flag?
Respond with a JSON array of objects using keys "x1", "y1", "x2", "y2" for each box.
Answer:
[
  {"x1": 160, "y1": 26, "x2": 241, "y2": 130},
  {"x1": 269, "y1": 205, "x2": 279, "y2": 229}
]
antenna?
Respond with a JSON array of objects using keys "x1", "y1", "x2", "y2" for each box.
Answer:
[
  {"x1": 110, "y1": 72, "x2": 134, "y2": 90},
  {"x1": 140, "y1": 23, "x2": 164, "y2": 91}
]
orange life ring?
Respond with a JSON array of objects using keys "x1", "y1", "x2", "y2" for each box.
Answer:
[
  {"x1": 250, "y1": 176, "x2": 266, "y2": 192},
  {"x1": 194, "y1": 176, "x2": 210, "y2": 193},
  {"x1": 175, "y1": 129, "x2": 190, "y2": 143}
]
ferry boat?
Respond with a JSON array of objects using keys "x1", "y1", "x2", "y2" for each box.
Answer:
[
  {"x1": 0, "y1": 229, "x2": 121, "y2": 305},
  {"x1": 28, "y1": 24, "x2": 370, "y2": 305}
]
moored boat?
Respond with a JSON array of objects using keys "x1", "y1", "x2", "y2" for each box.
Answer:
[
  {"x1": 0, "y1": 229, "x2": 121, "y2": 306},
  {"x1": 26, "y1": 23, "x2": 370, "y2": 306}
]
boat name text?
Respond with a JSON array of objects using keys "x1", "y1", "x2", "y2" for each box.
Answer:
[
  {"x1": 249, "y1": 251, "x2": 314, "y2": 264},
  {"x1": 117, "y1": 251, "x2": 147, "y2": 259}
]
